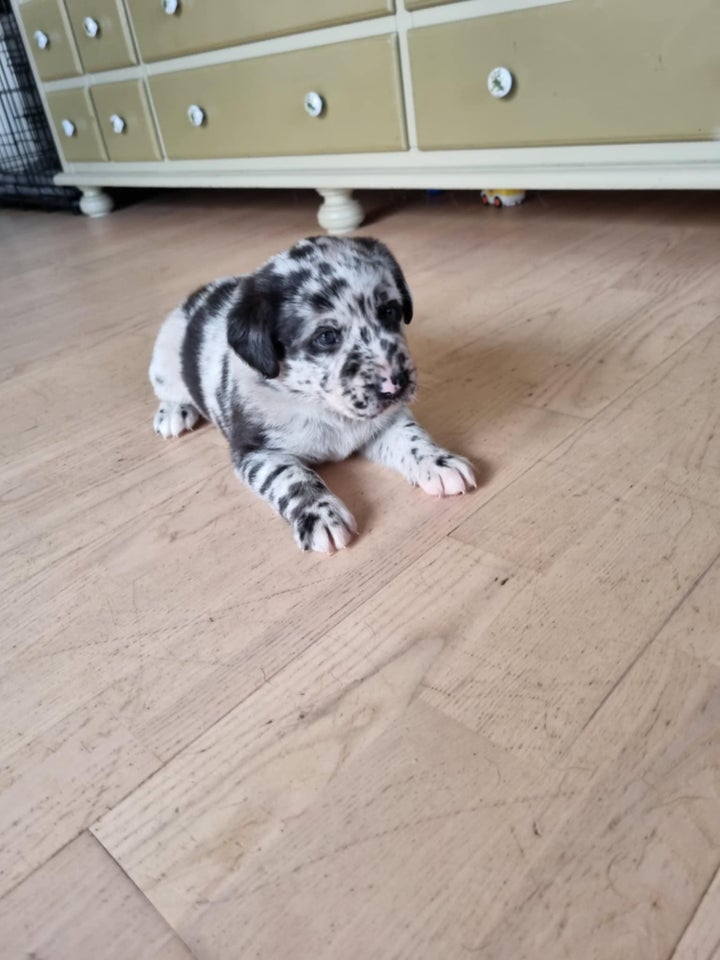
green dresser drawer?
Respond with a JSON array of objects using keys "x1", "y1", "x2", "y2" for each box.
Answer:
[
  {"x1": 64, "y1": 0, "x2": 136, "y2": 72},
  {"x1": 91, "y1": 80, "x2": 161, "y2": 161},
  {"x1": 17, "y1": 0, "x2": 81, "y2": 81},
  {"x1": 127, "y1": 0, "x2": 394, "y2": 63},
  {"x1": 410, "y1": 0, "x2": 720, "y2": 149},
  {"x1": 405, "y1": 0, "x2": 460, "y2": 8},
  {"x1": 46, "y1": 87, "x2": 107, "y2": 162},
  {"x1": 149, "y1": 35, "x2": 407, "y2": 159}
]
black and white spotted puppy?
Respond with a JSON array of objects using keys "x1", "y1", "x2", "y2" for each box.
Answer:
[{"x1": 149, "y1": 236, "x2": 475, "y2": 553}]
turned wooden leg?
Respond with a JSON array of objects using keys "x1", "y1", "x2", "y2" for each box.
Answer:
[
  {"x1": 316, "y1": 189, "x2": 364, "y2": 235},
  {"x1": 79, "y1": 187, "x2": 114, "y2": 218}
]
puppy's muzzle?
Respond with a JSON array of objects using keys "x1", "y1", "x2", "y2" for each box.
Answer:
[{"x1": 377, "y1": 368, "x2": 410, "y2": 401}]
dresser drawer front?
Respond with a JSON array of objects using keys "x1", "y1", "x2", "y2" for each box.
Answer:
[
  {"x1": 149, "y1": 35, "x2": 407, "y2": 159},
  {"x1": 404, "y1": 0, "x2": 460, "y2": 8},
  {"x1": 64, "y1": 0, "x2": 136, "y2": 72},
  {"x1": 127, "y1": 0, "x2": 393, "y2": 63},
  {"x1": 90, "y1": 80, "x2": 161, "y2": 161},
  {"x1": 410, "y1": 0, "x2": 720, "y2": 149},
  {"x1": 17, "y1": 0, "x2": 80, "y2": 81},
  {"x1": 46, "y1": 88, "x2": 106, "y2": 161}
]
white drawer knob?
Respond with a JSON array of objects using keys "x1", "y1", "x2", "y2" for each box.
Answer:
[
  {"x1": 162, "y1": 0, "x2": 180, "y2": 13},
  {"x1": 33, "y1": 29, "x2": 50, "y2": 50},
  {"x1": 488, "y1": 66, "x2": 513, "y2": 99},
  {"x1": 304, "y1": 91, "x2": 324, "y2": 118},
  {"x1": 109, "y1": 113, "x2": 126, "y2": 134},
  {"x1": 187, "y1": 104, "x2": 205, "y2": 127},
  {"x1": 61, "y1": 118, "x2": 76, "y2": 137},
  {"x1": 83, "y1": 16, "x2": 100, "y2": 38}
]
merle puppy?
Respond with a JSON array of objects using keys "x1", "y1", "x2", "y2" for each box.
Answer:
[{"x1": 149, "y1": 236, "x2": 475, "y2": 553}]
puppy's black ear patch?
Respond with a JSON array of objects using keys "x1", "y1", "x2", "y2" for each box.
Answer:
[
  {"x1": 356, "y1": 238, "x2": 413, "y2": 325},
  {"x1": 392, "y1": 262, "x2": 413, "y2": 325},
  {"x1": 227, "y1": 275, "x2": 284, "y2": 379}
]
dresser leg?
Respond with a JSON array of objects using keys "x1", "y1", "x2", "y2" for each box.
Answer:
[
  {"x1": 316, "y1": 189, "x2": 364, "y2": 234},
  {"x1": 79, "y1": 187, "x2": 114, "y2": 218}
]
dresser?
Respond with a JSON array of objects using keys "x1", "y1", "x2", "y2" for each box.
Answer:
[{"x1": 12, "y1": 0, "x2": 720, "y2": 229}]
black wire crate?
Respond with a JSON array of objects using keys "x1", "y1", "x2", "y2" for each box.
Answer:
[{"x1": 0, "y1": 0, "x2": 79, "y2": 211}]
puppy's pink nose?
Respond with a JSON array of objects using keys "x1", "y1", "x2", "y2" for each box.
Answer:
[
  {"x1": 377, "y1": 369, "x2": 409, "y2": 399},
  {"x1": 379, "y1": 376, "x2": 401, "y2": 396}
]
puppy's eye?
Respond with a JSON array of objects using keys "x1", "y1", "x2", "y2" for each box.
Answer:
[
  {"x1": 313, "y1": 328, "x2": 341, "y2": 349},
  {"x1": 378, "y1": 303, "x2": 401, "y2": 326}
]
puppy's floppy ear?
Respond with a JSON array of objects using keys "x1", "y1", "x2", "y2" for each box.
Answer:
[
  {"x1": 226, "y1": 274, "x2": 284, "y2": 379},
  {"x1": 356, "y1": 237, "x2": 414, "y2": 324},
  {"x1": 389, "y1": 256, "x2": 413, "y2": 325}
]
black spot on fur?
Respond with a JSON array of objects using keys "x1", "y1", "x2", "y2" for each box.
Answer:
[
  {"x1": 352, "y1": 237, "x2": 379, "y2": 253},
  {"x1": 435, "y1": 455, "x2": 450, "y2": 467},
  {"x1": 327, "y1": 277, "x2": 348, "y2": 297},
  {"x1": 230, "y1": 416, "x2": 265, "y2": 463},
  {"x1": 260, "y1": 463, "x2": 290, "y2": 496},
  {"x1": 295, "y1": 511, "x2": 319, "y2": 545},
  {"x1": 229, "y1": 399, "x2": 266, "y2": 469},
  {"x1": 277, "y1": 495, "x2": 290, "y2": 515},
  {"x1": 286, "y1": 479, "x2": 326, "y2": 513},
  {"x1": 311, "y1": 291, "x2": 334, "y2": 313},
  {"x1": 181, "y1": 310, "x2": 210, "y2": 418},
  {"x1": 355, "y1": 293, "x2": 368, "y2": 315},
  {"x1": 288, "y1": 243, "x2": 312, "y2": 261},
  {"x1": 289, "y1": 268, "x2": 312, "y2": 288},
  {"x1": 318, "y1": 261, "x2": 333, "y2": 276},
  {"x1": 245, "y1": 460, "x2": 262, "y2": 485},
  {"x1": 306, "y1": 235, "x2": 330, "y2": 251},
  {"x1": 203, "y1": 278, "x2": 239, "y2": 317},
  {"x1": 359, "y1": 327, "x2": 370, "y2": 345},
  {"x1": 214, "y1": 353, "x2": 231, "y2": 433},
  {"x1": 154, "y1": 374, "x2": 164, "y2": 385},
  {"x1": 183, "y1": 283, "x2": 208, "y2": 314},
  {"x1": 341, "y1": 348, "x2": 362, "y2": 380}
]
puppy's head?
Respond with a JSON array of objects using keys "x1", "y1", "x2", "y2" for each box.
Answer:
[{"x1": 227, "y1": 236, "x2": 417, "y2": 420}]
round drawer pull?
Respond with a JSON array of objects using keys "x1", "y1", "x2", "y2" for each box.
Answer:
[
  {"x1": 187, "y1": 104, "x2": 205, "y2": 127},
  {"x1": 83, "y1": 16, "x2": 100, "y2": 38},
  {"x1": 162, "y1": 0, "x2": 180, "y2": 13},
  {"x1": 304, "y1": 91, "x2": 324, "y2": 118},
  {"x1": 33, "y1": 29, "x2": 50, "y2": 50},
  {"x1": 109, "y1": 113, "x2": 126, "y2": 134},
  {"x1": 488, "y1": 66, "x2": 513, "y2": 99},
  {"x1": 61, "y1": 119, "x2": 76, "y2": 138}
]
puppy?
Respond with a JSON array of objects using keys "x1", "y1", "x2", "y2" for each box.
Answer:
[{"x1": 149, "y1": 236, "x2": 475, "y2": 552}]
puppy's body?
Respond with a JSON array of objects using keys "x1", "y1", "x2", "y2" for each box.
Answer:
[
  {"x1": 151, "y1": 301, "x2": 383, "y2": 463},
  {"x1": 150, "y1": 236, "x2": 475, "y2": 552}
]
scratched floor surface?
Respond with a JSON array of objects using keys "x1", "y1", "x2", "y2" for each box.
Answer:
[{"x1": 1, "y1": 188, "x2": 720, "y2": 959}]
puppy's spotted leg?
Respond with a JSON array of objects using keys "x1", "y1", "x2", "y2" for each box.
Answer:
[
  {"x1": 363, "y1": 410, "x2": 476, "y2": 497},
  {"x1": 235, "y1": 451, "x2": 357, "y2": 553}
]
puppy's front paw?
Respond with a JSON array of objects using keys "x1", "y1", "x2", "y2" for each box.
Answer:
[
  {"x1": 154, "y1": 402, "x2": 199, "y2": 438},
  {"x1": 292, "y1": 497, "x2": 357, "y2": 554},
  {"x1": 417, "y1": 453, "x2": 476, "y2": 498}
]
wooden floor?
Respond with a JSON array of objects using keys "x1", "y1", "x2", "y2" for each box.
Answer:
[{"x1": 1, "y1": 188, "x2": 720, "y2": 960}]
